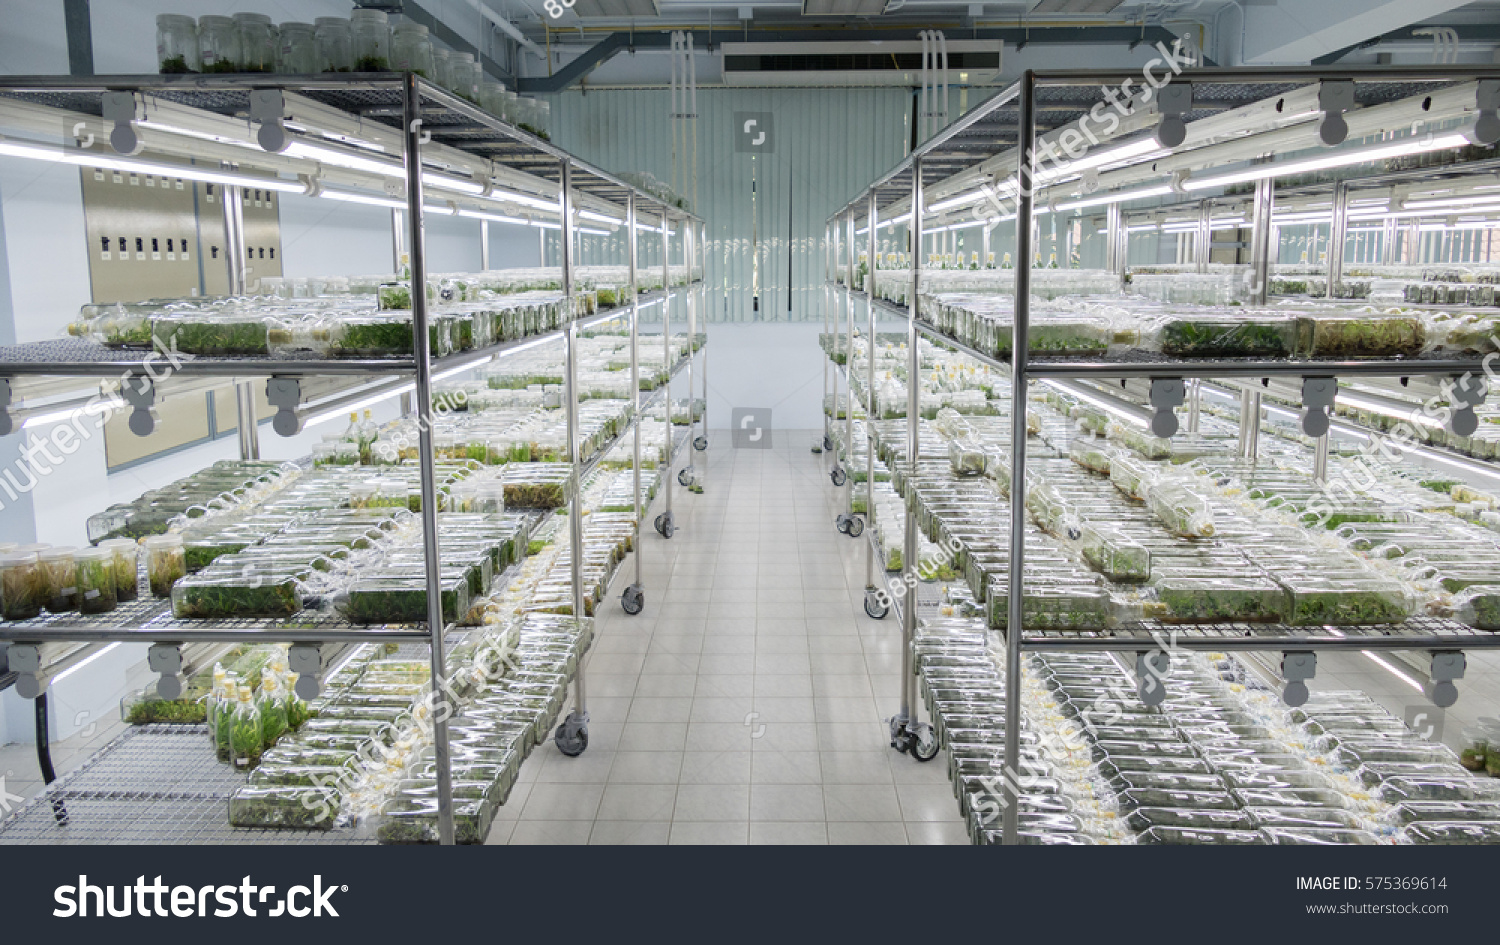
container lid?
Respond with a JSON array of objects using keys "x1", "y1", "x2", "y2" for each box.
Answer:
[
  {"x1": 233, "y1": 12, "x2": 273, "y2": 24},
  {"x1": 433, "y1": 48, "x2": 450, "y2": 60},
  {"x1": 142, "y1": 534, "x2": 184, "y2": 547},
  {"x1": 452, "y1": 51, "x2": 475, "y2": 62},
  {"x1": 394, "y1": 21, "x2": 429, "y2": 34},
  {"x1": 97, "y1": 538, "x2": 140, "y2": 551},
  {"x1": 36, "y1": 545, "x2": 78, "y2": 560},
  {"x1": 281, "y1": 21, "x2": 315, "y2": 31},
  {"x1": 0, "y1": 551, "x2": 37, "y2": 565},
  {"x1": 350, "y1": 8, "x2": 389, "y2": 21},
  {"x1": 314, "y1": 17, "x2": 350, "y2": 27},
  {"x1": 76, "y1": 546, "x2": 114, "y2": 562},
  {"x1": 157, "y1": 13, "x2": 198, "y2": 27},
  {"x1": 14, "y1": 543, "x2": 49, "y2": 553},
  {"x1": 198, "y1": 14, "x2": 236, "y2": 26}
]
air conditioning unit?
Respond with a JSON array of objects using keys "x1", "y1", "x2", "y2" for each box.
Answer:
[{"x1": 720, "y1": 41, "x2": 1002, "y2": 88}]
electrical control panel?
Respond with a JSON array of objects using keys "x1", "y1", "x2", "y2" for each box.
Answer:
[{"x1": 81, "y1": 170, "x2": 283, "y2": 302}]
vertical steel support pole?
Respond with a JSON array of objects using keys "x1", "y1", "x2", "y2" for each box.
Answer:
[
  {"x1": 1105, "y1": 202, "x2": 1122, "y2": 275},
  {"x1": 220, "y1": 179, "x2": 260, "y2": 461},
  {"x1": 629, "y1": 194, "x2": 643, "y2": 588},
  {"x1": 1195, "y1": 199, "x2": 1212, "y2": 274},
  {"x1": 662, "y1": 213, "x2": 673, "y2": 521},
  {"x1": 1186, "y1": 378, "x2": 1201, "y2": 435},
  {"x1": 982, "y1": 224, "x2": 991, "y2": 268},
  {"x1": 1327, "y1": 180, "x2": 1348, "y2": 298},
  {"x1": 700, "y1": 221, "x2": 709, "y2": 443},
  {"x1": 402, "y1": 74, "x2": 452, "y2": 846},
  {"x1": 235, "y1": 384, "x2": 260, "y2": 460},
  {"x1": 832, "y1": 215, "x2": 844, "y2": 464},
  {"x1": 823, "y1": 222, "x2": 831, "y2": 451},
  {"x1": 561, "y1": 159, "x2": 587, "y2": 720},
  {"x1": 391, "y1": 209, "x2": 406, "y2": 272},
  {"x1": 865, "y1": 192, "x2": 878, "y2": 591},
  {"x1": 686, "y1": 220, "x2": 697, "y2": 466},
  {"x1": 845, "y1": 213, "x2": 856, "y2": 483},
  {"x1": 479, "y1": 218, "x2": 490, "y2": 271},
  {"x1": 899, "y1": 162, "x2": 923, "y2": 732},
  {"x1": 1250, "y1": 176, "x2": 1274, "y2": 306},
  {"x1": 220, "y1": 175, "x2": 247, "y2": 295},
  {"x1": 1239, "y1": 387, "x2": 1263, "y2": 460},
  {"x1": 1003, "y1": 70, "x2": 1037, "y2": 848},
  {"x1": 1380, "y1": 216, "x2": 1397, "y2": 265}
]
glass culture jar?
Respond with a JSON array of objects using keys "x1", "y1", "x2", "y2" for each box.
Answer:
[
  {"x1": 143, "y1": 534, "x2": 186, "y2": 599},
  {"x1": 234, "y1": 12, "x2": 276, "y2": 72},
  {"x1": 198, "y1": 15, "x2": 243, "y2": 73},
  {"x1": 391, "y1": 21, "x2": 434, "y2": 78},
  {"x1": 350, "y1": 8, "x2": 391, "y2": 71},
  {"x1": 98, "y1": 537, "x2": 140, "y2": 602},
  {"x1": 0, "y1": 551, "x2": 43, "y2": 621},
  {"x1": 480, "y1": 81, "x2": 505, "y2": 117},
  {"x1": 156, "y1": 14, "x2": 200, "y2": 73},
  {"x1": 449, "y1": 51, "x2": 478, "y2": 102},
  {"x1": 75, "y1": 547, "x2": 118, "y2": 615},
  {"x1": 37, "y1": 546, "x2": 79, "y2": 614},
  {"x1": 277, "y1": 21, "x2": 318, "y2": 74},
  {"x1": 432, "y1": 48, "x2": 452, "y2": 91},
  {"x1": 314, "y1": 17, "x2": 354, "y2": 72}
]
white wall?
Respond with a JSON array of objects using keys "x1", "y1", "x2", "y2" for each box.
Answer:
[{"x1": 0, "y1": 158, "x2": 92, "y2": 344}]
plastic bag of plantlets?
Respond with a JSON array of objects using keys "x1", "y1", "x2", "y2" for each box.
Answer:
[
  {"x1": 1146, "y1": 479, "x2": 1216, "y2": 538},
  {"x1": 1109, "y1": 422, "x2": 1173, "y2": 460},
  {"x1": 343, "y1": 574, "x2": 472, "y2": 624},
  {"x1": 985, "y1": 579, "x2": 1110, "y2": 631},
  {"x1": 375, "y1": 794, "x2": 493, "y2": 844},
  {"x1": 327, "y1": 315, "x2": 413, "y2": 357},
  {"x1": 1154, "y1": 574, "x2": 1288, "y2": 623},
  {"x1": 171, "y1": 571, "x2": 306, "y2": 618},
  {"x1": 1069, "y1": 437, "x2": 1113, "y2": 475},
  {"x1": 228, "y1": 784, "x2": 341, "y2": 830},
  {"x1": 1144, "y1": 312, "x2": 1299, "y2": 358},
  {"x1": 1079, "y1": 524, "x2": 1150, "y2": 583},
  {"x1": 1296, "y1": 311, "x2": 1427, "y2": 358},
  {"x1": 1273, "y1": 575, "x2": 1412, "y2": 626},
  {"x1": 1450, "y1": 585, "x2": 1500, "y2": 631},
  {"x1": 153, "y1": 314, "x2": 271, "y2": 356}
]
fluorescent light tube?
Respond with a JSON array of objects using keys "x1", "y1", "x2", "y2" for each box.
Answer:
[
  {"x1": 579, "y1": 209, "x2": 625, "y2": 225},
  {"x1": 1183, "y1": 134, "x2": 1470, "y2": 192},
  {"x1": 1054, "y1": 184, "x2": 1174, "y2": 212},
  {"x1": 0, "y1": 137, "x2": 305, "y2": 192}
]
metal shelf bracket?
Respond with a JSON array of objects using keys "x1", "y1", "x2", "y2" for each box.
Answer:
[{"x1": 266, "y1": 376, "x2": 303, "y2": 437}]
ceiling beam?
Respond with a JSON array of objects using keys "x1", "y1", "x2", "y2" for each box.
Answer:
[{"x1": 1312, "y1": 21, "x2": 1500, "y2": 66}]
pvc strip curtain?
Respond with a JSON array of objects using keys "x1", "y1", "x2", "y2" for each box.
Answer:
[{"x1": 548, "y1": 87, "x2": 909, "y2": 322}]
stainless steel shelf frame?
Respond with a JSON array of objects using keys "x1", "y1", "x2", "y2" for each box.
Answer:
[
  {"x1": 828, "y1": 64, "x2": 1500, "y2": 845},
  {"x1": 0, "y1": 72, "x2": 706, "y2": 845}
]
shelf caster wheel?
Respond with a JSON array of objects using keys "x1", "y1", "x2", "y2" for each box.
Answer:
[
  {"x1": 846, "y1": 515, "x2": 864, "y2": 538},
  {"x1": 621, "y1": 584, "x2": 645, "y2": 616},
  {"x1": 889, "y1": 717, "x2": 939, "y2": 761},
  {"x1": 909, "y1": 723, "x2": 940, "y2": 762},
  {"x1": 830, "y1": 466, "x2": 847, "y2": 487},
  {"x1": 823, "y1": 434, "x2": 833, "y2": 452},
  {"x1": 555, "y1": 711, "x2": 589, "y2": 757},
  {"x1": 864, "y1": 587, "x2": 888, "y2": 619},
  {"x1": 694, "y1": 435, "x2": 708, "y2": 451},
  {"x1": 678, "y1": 466, "x2": 694, "y2": 487},
  {"x1": 835, "y1": 513, "x2": 854, "y2": 535},
  {"x1": 654, "y1": 512, "x2": 675, "y2": 539}
]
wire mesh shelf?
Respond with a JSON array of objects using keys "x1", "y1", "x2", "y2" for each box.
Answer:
[{"x1": 0, "y1": 725, "x2": 372, "y2": 845}]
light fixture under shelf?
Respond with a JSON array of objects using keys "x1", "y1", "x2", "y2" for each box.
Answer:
[
  {"x1": 1182, "y1": 133, "x2": 1471, "y2": 192},
  {"x1": 0, "y1": 136, "x2": 306, "y2": 193}
]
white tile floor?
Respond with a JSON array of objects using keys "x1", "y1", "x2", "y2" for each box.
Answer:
[{"x1": 489, "y1": 429, "x2": 968, "y2": 845}]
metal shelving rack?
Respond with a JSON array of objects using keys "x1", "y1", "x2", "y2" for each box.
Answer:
[
  {"x1": 0, "y1": 72, "x2": 707, "y2": 844},
  {"x1": 827, "y1": 64, "x2": 1500, "y2": 845}
]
